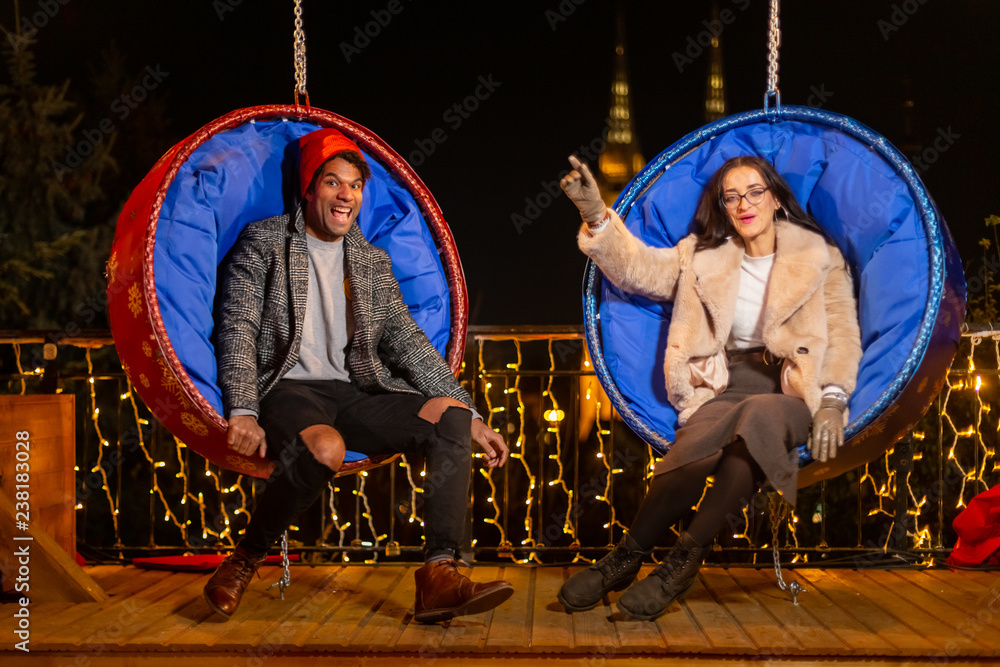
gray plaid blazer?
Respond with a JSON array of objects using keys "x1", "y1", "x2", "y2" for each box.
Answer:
[{"x1": 216, "y1": 208, "x2": 473, "y2": 416}]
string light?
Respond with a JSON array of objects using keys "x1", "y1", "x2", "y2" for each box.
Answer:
[
  {"x1": 124, "y1": 381, "x2": 188, "y2": 538},
  {"x1": 85, "y1": 349, "x2": 119, "y2": 538},
  {"x1": 13, "y1": 342, "x2": 26, "y2": 395},
  {"x1": 7, "y1": 327, "x2": 998, "y2": 561},
  {"x1": 357, "y1": 473, "x2": 381, "y2": 561},
  {"x1": 590, "y1": 362, "x2": 627, "y2": 542},
  {"x1": 505, "y1": 339, "x2": 535, "y2": 555},
  {"x1": 323, "y1": 480, "x2": 348, "y2": 558},
  {"x1": 477, "y1": 338, "x2": 510, "y2": 551}
]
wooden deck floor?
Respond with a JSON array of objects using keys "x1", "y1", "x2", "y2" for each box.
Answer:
[{"x1": 2, "y1": 563, "x2": 999, "y2": 665}]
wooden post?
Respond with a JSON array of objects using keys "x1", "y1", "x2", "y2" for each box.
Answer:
[
  {"x1": 0, "y1": 395, "x2": 77, "y2": 559},
  {"x1": 0, "y1": 394, "x2": 106, "y2": 602},
  {"x1": 0, "y1": 491, "x2": 107, "y2": 602}
]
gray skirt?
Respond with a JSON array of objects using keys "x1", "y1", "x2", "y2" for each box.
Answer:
[{"x1": 654, "y1": 358, "x2": 812, "y2": 505}]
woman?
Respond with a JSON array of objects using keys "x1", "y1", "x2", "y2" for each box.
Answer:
[{"x1": 558, "y1": 155, "x2": 862, "y2": 620}]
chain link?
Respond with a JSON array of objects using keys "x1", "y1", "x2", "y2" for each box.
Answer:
[
  {"x1": 268, "y1": 530, "x2": 292, "y2": 599},
  {"x1": 766, "y1": 0, "x2": 780, "y2": 95},
  {"x1": 768, "y1": 492, "x2": 805, "y2": 605},
  {"x1": 293, "y1": 0, "x2": 308, "y2": 104}
]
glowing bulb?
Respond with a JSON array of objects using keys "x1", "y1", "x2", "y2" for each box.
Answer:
[{"x1": 543, "y1": 409, "x2": 565, "y2": 422}]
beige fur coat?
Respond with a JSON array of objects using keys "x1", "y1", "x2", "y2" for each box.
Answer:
[{"x1": 579, "y1": 212, "x2": 862, "y2": 425}]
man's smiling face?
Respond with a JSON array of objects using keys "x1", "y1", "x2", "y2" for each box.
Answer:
[{"x1": 304, "y1": 156, "x2": 364, "y2": 242}]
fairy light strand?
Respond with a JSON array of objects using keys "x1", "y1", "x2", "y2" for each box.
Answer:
[
  {"x1": 477, "y1": 337, "x2": 510, "y2": 549},
  {"x1": 5, "y1": 326, "x2": 998, "y2": 558},
  {"x1": 544, "y1": 339, "x2": 577, "y2": 547},
  {"x1": 509, "y1": 339, "x2": 542, "y2": 563},
  {"x1": 13, "y1": 342, "x2": 26, "y2": 395},
  {"x1": 125, "y1": 380, "x2": 187, "y2": 537},
  {"x1": 86, "y1": 348, "x2": 120, "y2": 538},
  {"x1": 324, "y1": 480, "x2": 348, "y2": 559}
]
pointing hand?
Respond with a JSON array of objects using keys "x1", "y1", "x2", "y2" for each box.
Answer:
[{"x1": 560, "y1": 155, "x2": 608, "y2": 225}]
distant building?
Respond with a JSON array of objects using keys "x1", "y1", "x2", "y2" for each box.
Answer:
[
  {"x1": 704, "y1": 0, "x2": 727, "y2": 123},
  {"x1": 598, "y1": 2, "x2": 729, "y2": 204},
  {"x1": 597, "y1": 4, "x2": 644, "y2": 207}
]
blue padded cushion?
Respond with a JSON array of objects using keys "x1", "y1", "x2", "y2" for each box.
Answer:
[{"x1": 154, "y1": 119, "x2": 450, "y2": 462}]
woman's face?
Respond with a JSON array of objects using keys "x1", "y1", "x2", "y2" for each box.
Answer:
[{"x1": 722, "y1": 166, "x2": 781, "y2": 256}]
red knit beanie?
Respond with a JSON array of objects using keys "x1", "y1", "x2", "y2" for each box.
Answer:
[{"x1": 298, "y1": 128, "x2": 365, "y2": 197}]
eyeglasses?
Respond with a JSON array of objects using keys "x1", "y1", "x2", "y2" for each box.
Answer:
[{"x1": 722, "y1": 187, "x2": 770, "y2": 210}]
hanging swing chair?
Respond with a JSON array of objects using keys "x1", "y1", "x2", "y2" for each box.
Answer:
[
  {"x1": 106, "y1": 103, "x2": 468, "y2": 479},
  {"x1": 583, "y1": 4, "x2": 966, "y2": 489}
]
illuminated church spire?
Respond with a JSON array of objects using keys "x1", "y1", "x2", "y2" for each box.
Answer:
[
  {"x1": 704, "y1": 0, "x2": 727, "y2": 122},
  {"x1": 598, "y1": 3, "x2": 644, "y2": 206}
]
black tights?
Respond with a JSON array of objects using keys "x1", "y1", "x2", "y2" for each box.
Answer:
[{"x1": 627, "y1": 439, "x2": 764, "y2": 549}]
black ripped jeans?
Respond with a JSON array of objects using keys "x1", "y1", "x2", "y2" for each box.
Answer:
[{"x1": 239, "y1": 379, "x2": 472, "y2": 560}]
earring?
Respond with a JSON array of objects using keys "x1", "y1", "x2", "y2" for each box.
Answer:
[{"x1": 774, "y1": 205, "x2": 786, "y2": 222}]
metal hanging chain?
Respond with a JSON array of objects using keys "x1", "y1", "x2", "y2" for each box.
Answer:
[
  {"x1": 764, "y1": 0, "x2": 781, "y2": 114},
  {"x1": 766, "y1": 0, "x2": 781, "y2": 96},
  {"x1": 768, "y1": 492, "x2": 805, "y2": 605},
  {"x1": 293, "y1": 0, "x2": 309, "y2": 106},
  {"x1": 268, "y1": 530, "x2": 292, "y2": 599}
]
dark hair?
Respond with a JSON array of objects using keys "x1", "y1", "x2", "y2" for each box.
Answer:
[
  {"x1": 693, "y1": 155, "x2": 828, "y2": 251},
  {"x1": 306, "y1": 150, "x2": 372, "y2": 194}
]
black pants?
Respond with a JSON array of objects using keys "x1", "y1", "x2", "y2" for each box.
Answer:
[
  {"x1": 627, "y1": 438, "x2": 767, "y2": 549},
  {"x1": 239, "y1": 379, "x2": 472, "y2": 559}
]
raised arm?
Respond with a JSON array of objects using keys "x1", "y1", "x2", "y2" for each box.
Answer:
[{"x1": 562, "y1": 156, "x2": 681, "y2": 302}]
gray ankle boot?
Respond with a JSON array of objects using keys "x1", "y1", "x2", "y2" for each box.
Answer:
[
  {"x1": 617, "y1": 532, "x2": 705, "y2": 620},
  {"x1": 558, "y1": 533, "x2": 650, "y2": 612}
]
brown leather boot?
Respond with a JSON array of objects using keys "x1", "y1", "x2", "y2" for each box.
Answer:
[
  {"x1": 203, "y1": 547, "x2": 266, "y2": 618},
  {"x1": 413, "y1": 558, "x2": 514, "y2": 623}
]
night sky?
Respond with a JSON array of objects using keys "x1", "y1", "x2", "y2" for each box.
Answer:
[{"x1": 19, "y1": 0, "x2": 1000, "y2": 324}]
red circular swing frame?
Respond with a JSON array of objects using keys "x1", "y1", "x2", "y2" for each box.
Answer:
[{"x1": 107, "y1": 105, "x2": 469, "y2": 479}]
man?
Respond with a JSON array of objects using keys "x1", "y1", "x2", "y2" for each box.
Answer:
[{"x1": 204, "y1": 128, "x2": 512, "y2": 623}]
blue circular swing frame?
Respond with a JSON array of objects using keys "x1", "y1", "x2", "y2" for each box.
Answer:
[{"x1": 583, "y1": 105, "x2": 966, "y2": 486}]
